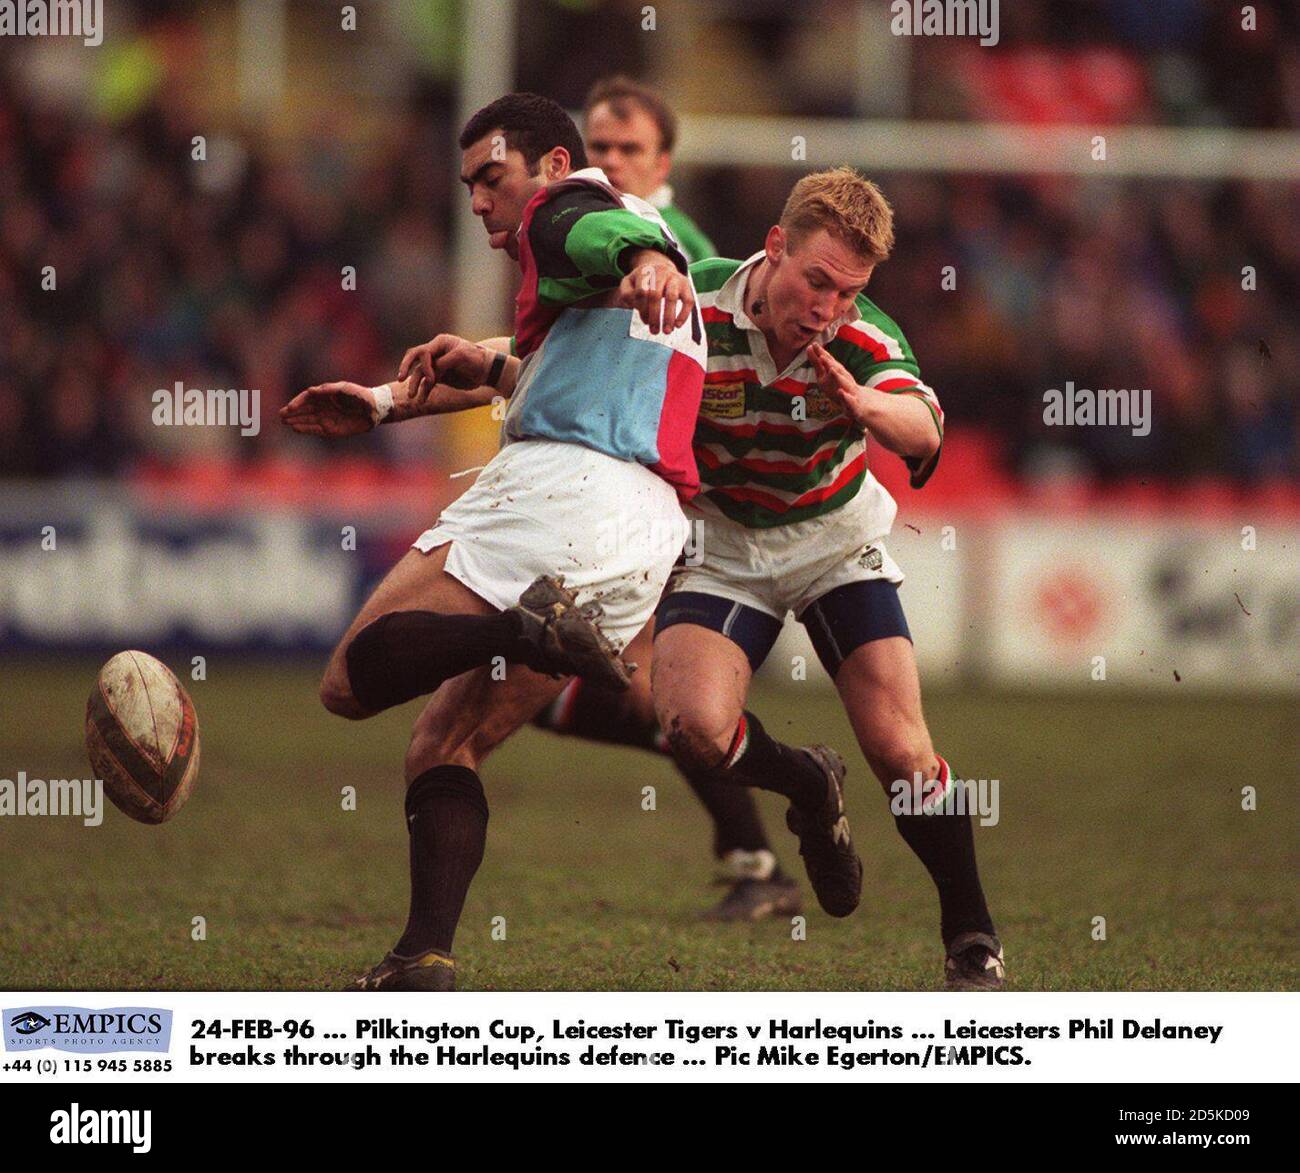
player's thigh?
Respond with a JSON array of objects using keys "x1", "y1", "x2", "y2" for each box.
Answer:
[
  {"x1": 348, "y1": 544, "x2": 493, "y2": 639},
  {"x1": 833, "y1": 636, "x2": 935, "y2": 789},
  {"x1": 327, "y1": 544, "x2": 492, "y2": 672},
  {"x1": 650, "y1": 622, "x2": 753, "y2": 759},
  {"x1": 406, "y1": 663, "x2": 568, "y2": 780}
]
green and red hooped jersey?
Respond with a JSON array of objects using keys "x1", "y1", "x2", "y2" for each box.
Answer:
[
  {"x1": 688, "y1": 254, "x2": 944, "y2": 529},
  {"x1": 508, "y1": 168, "x2": 707, "y2": 500}
]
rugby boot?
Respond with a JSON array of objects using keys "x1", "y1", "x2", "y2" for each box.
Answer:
[
  {"x1": 943, "y1": 931, "x2": 1006, "y2": 991},
  {"x1": 784, "y1": 745, "x2": 862, "y2": 918},
  {"x1": 348, "y1": 948, "x2": 456, "y2": 991},
  {"x1": 508, "y1": 575, "x2": 635, "y2": 691}
]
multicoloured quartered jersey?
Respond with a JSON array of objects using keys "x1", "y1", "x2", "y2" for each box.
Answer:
[
  {"x1": 689, "y1": 252, "x2": 943, "y2": 529},
  {"x1": 506, "y1": 167, "x2": 707, "y2": 500}
]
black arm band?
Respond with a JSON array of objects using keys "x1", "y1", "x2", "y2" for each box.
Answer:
[{"x1": 486, "y1": 350, "x2": 508, "y2": 389}]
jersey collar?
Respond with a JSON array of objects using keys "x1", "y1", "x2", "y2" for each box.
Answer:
[
  {"x1": 566, "y1": 166, "x2": 615, "y2": 186},
  {"x1": 713, "y1": 251, "x2": 766, "y2": 331},
  {"x1": 713, "y1": 250, "x2": 859, "y2": 381},
  {"x1": 647, "y1": 183, "x2": 675, "y2": 210}
]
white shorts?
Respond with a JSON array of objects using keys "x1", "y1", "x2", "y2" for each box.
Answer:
[
  {"x1": 668, "y1": 486, "x2": 903, "y2": 621},
  {"x1": 413, "y1": 439, "x2": 688, "y2": 650}
]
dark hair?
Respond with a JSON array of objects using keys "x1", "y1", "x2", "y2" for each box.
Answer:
[
  {"x1": 583, "y1": 75, "x2": 677, "y2": 153},
  {"x1": 458, "y1": 92, "x2": 587, "y2": 171}
]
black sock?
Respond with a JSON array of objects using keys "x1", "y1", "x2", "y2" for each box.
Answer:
[
  {"x1": 721, "y1": 711, "x2": 826, "y2": 812},
  {"x1": 393, "y1": 765, "x2": 489, "y2": 957},
  {"x1": 893, "y1": 766, "x2": 994, "y2": 946},
  {"x1": 347, "y1": 610, "x2": 528, "y2": 712},
  {"x1": 679, "y1": 764, "x2": 774, "y2": 857},
  {"x1": 535, "y1": 679, "x2": 664, "y2": 753},
  {"x1": 537, "y1": 683, "x2": 776, "y2": 862}
]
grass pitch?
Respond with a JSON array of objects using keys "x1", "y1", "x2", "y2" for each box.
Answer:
[{"x1": 1, "y1": 659, "x2": 1294, "y2": 991}]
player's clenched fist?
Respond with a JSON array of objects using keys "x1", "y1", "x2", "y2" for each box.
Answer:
[
  {"x1": 618, "y1": 252, "x2": 695, "y2": 335},
  {"x1": 398, "y1": 334, "x2": 494, "y2": 403},
  {"x1": 279, "y1": 382, "x2": 383, "y2": 436}
]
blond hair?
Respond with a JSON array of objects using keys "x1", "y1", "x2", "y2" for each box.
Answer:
[{"x1": 780, "y1": 168, "x2": 895, "y2": 262}]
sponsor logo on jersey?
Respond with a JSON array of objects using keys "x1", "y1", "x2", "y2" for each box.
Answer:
[{"x1": 701, "y1": 382, "x2": 746, "y2": 419}]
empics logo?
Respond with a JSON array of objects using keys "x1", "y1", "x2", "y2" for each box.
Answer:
[
  {"x1": 10, "y1": 1010, "x2": 51, "y2": 1035},
  {"x1": 4, "y1": 1007, "x2": 172, "y2": 1053},
  {"x1": 50, "y1": 1104, "x2": 152, "y2": 1155}
]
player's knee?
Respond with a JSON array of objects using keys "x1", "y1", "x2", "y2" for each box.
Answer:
[
  {"x1": 660, "y1": 701, "x2": 735, "y2": 771},
  {"x1": 863, "y1": 729, "x2": 935, "y2": 791},
  {"x1": 319, "y1": 666, "x2": 368, "y2": 721}
]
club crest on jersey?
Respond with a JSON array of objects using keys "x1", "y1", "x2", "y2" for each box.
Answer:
[
  {"x1": 800, "y1": 388, "x2": 838, "y2": 421},
  {"x1": 700, "y1": 381, "x2": 745, "y2": 419},
  {"x1": 859, "y1": 545, "x2": 884, "y2": 571}
]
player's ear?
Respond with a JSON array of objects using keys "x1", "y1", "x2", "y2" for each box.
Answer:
[
  {"x1": 542, "y1": 147, "x2": 571, "y2": 182},
  {"x1": 765, "y1": 224, "x2": 787, "y2": 264}
]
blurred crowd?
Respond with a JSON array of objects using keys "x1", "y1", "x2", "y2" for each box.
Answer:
[
  {"x1": 0, "y1": 71, "x2": 462, "y2": 478},
  {"x1": 863, "y1": 171, "x2": 1296, "y2": 483},
  {"x1": 0, "y1": 0, "x2": 1295, "y2": 486}
]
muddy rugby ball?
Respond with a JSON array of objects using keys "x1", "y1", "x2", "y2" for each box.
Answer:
[{"x1": 85, "y1": 651, "x2": 201, "y2": 824}]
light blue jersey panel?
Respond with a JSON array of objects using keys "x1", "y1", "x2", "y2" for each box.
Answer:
[{"x1": 505, "y1": 308, "x2": 670, "y2": 465}]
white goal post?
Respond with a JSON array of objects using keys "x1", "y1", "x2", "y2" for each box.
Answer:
[{"x1": 669, "y1": 115, "x2": 1300, "y2": 180}]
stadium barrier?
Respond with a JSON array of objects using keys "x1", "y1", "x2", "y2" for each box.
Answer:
[{"x1": 2, "y1": 476, "x2": 1293, "y2": 693}]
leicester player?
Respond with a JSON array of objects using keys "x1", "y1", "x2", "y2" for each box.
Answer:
[
  {"x1": 642, "y1": 168, "x2": 1004, "y2": 990},
  {"x1": 281, "y1": 93, "x2": 711, "y2": 990}
]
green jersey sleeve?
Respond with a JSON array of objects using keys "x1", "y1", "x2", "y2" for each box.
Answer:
[{"x1": 528, "y1": 187, "x2": 685, "y2": 308}]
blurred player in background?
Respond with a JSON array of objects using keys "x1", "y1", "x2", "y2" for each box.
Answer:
[
  {"x1": 530, "y1": 76, "x2": 802, "y2": 924},
  {"x1": 642, "y1": 169, "x2": 1003, "y2": 990},
  {"x1": 583, "y1": 76, "x2": 716, "y2": 265},
  {"x1": 283, "y1": 93, "x2": 705, "y2": 990}
]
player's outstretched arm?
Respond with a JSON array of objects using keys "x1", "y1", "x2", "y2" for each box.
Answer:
[
  {"x1": 279, "y1": 381, "x2": 391, "y2": 436},
  {"x1": 279, "y1": 354, "x2": 514, "y2": 436},
  {"x1": 399, "y1": 333, "x2": 520, "y2": 405}
]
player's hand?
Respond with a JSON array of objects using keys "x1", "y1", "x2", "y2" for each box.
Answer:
[
  {"x1": 618, "y1": 258, "x2": 694, "y2": 335},
  {"x1": 279, "y1": 382, "x2": 380, "y2": 437},
  {"x1": 398, "y1": 335, "x2": 493, "y2": 403},
  {"x1": 808, "y1": 342, "x2": 871, "y2": 430}
]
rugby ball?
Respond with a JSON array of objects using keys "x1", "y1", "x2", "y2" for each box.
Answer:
[{"x1": 85, "y1": 651, "x2": 201, "y2": 825}]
